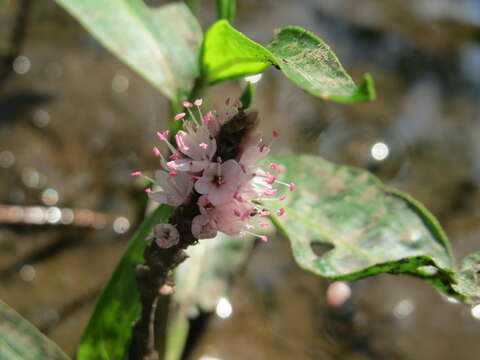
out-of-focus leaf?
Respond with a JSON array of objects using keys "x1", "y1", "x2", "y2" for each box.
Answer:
[
  {"x1": 77, "y1": 205, "x2": 172, "y2": 360},
  {"x1": 53, "y1": 0, "x2": 202, "y2": 101},
  {"x1": 202, "y1": 21, "x2": 374, "y2": 103},
  {"x1": 266, "y1": 27, "x2": 375, "y2": 103},
  {"x1": 453, "y1": 251, "x2": 480, "y2": 303},
  {"x1": 266, "y1": 154, "x2": 479, "y2": 304},
  {"x1": 216, "y1": 0, "x2": 236, "y2": 23},
  {"x1": 164, "y1": 233, "x2": 254, "y2": 360},
  {"x1": 0, "y1": 300, "x2": 70, "y2": 360}
]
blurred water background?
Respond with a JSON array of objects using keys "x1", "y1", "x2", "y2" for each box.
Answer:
[{"x1": 1, "y1": 0, "x2": 480, "y2": 359}]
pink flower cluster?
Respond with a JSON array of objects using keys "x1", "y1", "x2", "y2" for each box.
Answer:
[{"x1": 132, "y1": 99, "x2": 294, "y2": 242}]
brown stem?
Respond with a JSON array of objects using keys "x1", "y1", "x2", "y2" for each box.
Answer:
[{"x1": 128, "y1": 205, "x2": 199, "y2": 360}]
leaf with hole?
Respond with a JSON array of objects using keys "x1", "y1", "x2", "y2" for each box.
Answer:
[
  {"x1": 0, "y1": 300, "x2": 70, "y2": 360},
  {"x1": 266, "y1": 154, "x2": 480, "y2": 304},
  {"x1": 77, "y1": 205, "x2": 172, "y2": 360},
  {"x1": 53, "y1": 0, "x2": 202, "y2": 101}
]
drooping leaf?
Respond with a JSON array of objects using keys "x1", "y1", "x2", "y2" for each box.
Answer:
[
  {"x1": 53, "y1": 0, "x2": 202, "y2": 101},
  {"x1": 202, "y1": 20, "x2": 375, "y2": 103},
  {"x1": 452, "y1": 251, "x2": 480, "y2": 303},
  {"x1": 165, "y1": 233, "x2": 254, "y2": 360},
  {"x1": 216, "y1": 0, "x2": 236, "y2": 23},
  {"x1": 266, "y1": 154, "x2": 479, "y2": 304},
  {"x1": 77, "y1": 205, "x2": 172, "y2": 360},
  {"x1": 0, "y1": 300, "x2": 70, "y2": 360},
  {"x1": 267, "y1": 27, "x2": 375, "y2": 103}
]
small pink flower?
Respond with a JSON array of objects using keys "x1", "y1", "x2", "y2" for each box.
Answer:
[
  {"x1": 182, "y1": 101, "x2": 193, "y2": 108},
  {"x1": 149, "y1": 171, "x2": 193, "y2": 207},
  {"x1": 191, "y1": 214, "x2": 217, "y2": 239},
  {"x1": 131, "y1": 171, "x2": 142, "y2": 177},
  {"x1": 194, "y1": 160, "x2": 246, "y2": 205},
  {"x1": 194, "y1": 99, "x2": 203, "y2": 106},
  {"x1": 289, "y1": 183, "x2": 296, "y2": 192},
  {"x1": 152, "y1": 223, "x2": 179, "y2": 248},
  {"x1": 272, "y1": 130, "x2": 279, "y2": 138}
]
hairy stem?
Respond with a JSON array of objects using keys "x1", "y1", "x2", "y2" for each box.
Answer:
[{"x1": 128, "y1": 205, "x2": 199, "y2": 360}]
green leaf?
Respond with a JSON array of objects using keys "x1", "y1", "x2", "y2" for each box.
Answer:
[
  {"x1": 165, "y1": 233, "x2": 254, "y2": 360},
  {"x1": 0, "y1": 300, "x2": 70, "y2": 360},
  {"x1": 201, "y1": 20, "x2": 276, "y2": 85},
  {"x1": 53, "y1": 0, "x2": 202, "y2": 101},
  {"x1": 216, "y1": 0, "x2": 236, "y2": 23},
  {"x1": 201, "y1": 20, "x2": 375, "y2": 103},
  {"x1": 266, "y1": 154, "x2": 479, "y2": 303},
  {"x1": 266, "y1": 27, "x2": 375, "y2": 103},
  {"x1": 77, "y1": 205, "x2": 172, "y2": 360},
  {"x1": 239, "y1": 81, "x2": 255, "y2": 110}
]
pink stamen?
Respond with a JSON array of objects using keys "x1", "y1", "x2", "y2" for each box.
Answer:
[
  {"x1": 259, "y1": 221, "x2": 269, "y2": 227},
  {"x1": 152, "y1": 146, "x2": 161, "y2": 156},
  {"x1": 279, "y1": 195, "x2": 287, "y2": 201},
  {"x1": 276, "y1": 208, "x2": 285, "y2": 216},
  {"x1": 203, "y1": 112, "x2": 213, "y2": 125},
  {"x1": 269, "y1": 163, "x2": 281, "y2": 172},
  {"x1": 199, "y1": 142, "x2": 208, "y2": 150},
  {"x1": 260, "y1": 211, "x2": 270, "y2": 217},
  {"x1": 272, "y1": 130, "x2": 280, "y2": 138},
  {"x1": 169, "y1": 171, "x2": 178, "y2": 176},
  {"x1": 156, "y1": 130, "x2": 170, "y2": 141},
  {"x1": 289, "y1": 183, "x2": 296, "y2": 192},
  {"x1": 131, "y1": 171, "x2": 142, "y2": 176},
  {"x1": 166, "y1": 161, "x2": 176, "y2": 169},
  {"x1": 189, "y1": 175, "x2": 200, "y2": 181},
  {"x1": 233, "y1": 209, "x2": 241, "y2": 217},
  {"x1": 145, "y1": 188, "x2": 152, "y2": 193},
  {"x1": 264, "y1": 189, "x2": 278, "y2": 196},
  {"x1": 265, "y1": 173, "x2": 276, "y2": 185},
  {"x1": 174, "y1": 112, "x2": 186, "y2": 121},
  {"x1": 169, "y1": 152, "x2": 181, "y2": 160},
  {"x1": 260, "y1": 235, "x2": 268, "y2": 242},
  {"x1": 175, "y1": 133, "x2": 186, "y2": 149},
  {"x1": 194, "y1": 98, "x2": 203, "y2": 106},
  {"x1": 182, "y1": 101, "x2": 192, "y2": 108}
]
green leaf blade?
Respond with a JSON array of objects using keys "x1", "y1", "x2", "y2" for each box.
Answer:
[
  {"x1": 0, "y1": 300, "x2": 70, "y2": 360},
  {"x1": 77, "y1": 205, "x2": 172, "y2": 360},
  {"x1": 266, "y1": 154, "x2": 479, "y2": 303},
  {"x1": 201, "y1": 20, "x2": 277, "y2": 85},
  {"x1": 266, "y1": 26, "x2": 375, "y2": 103},
  {"x1": 53, "y1": 0, "x2": 202, "y2": 101}
]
